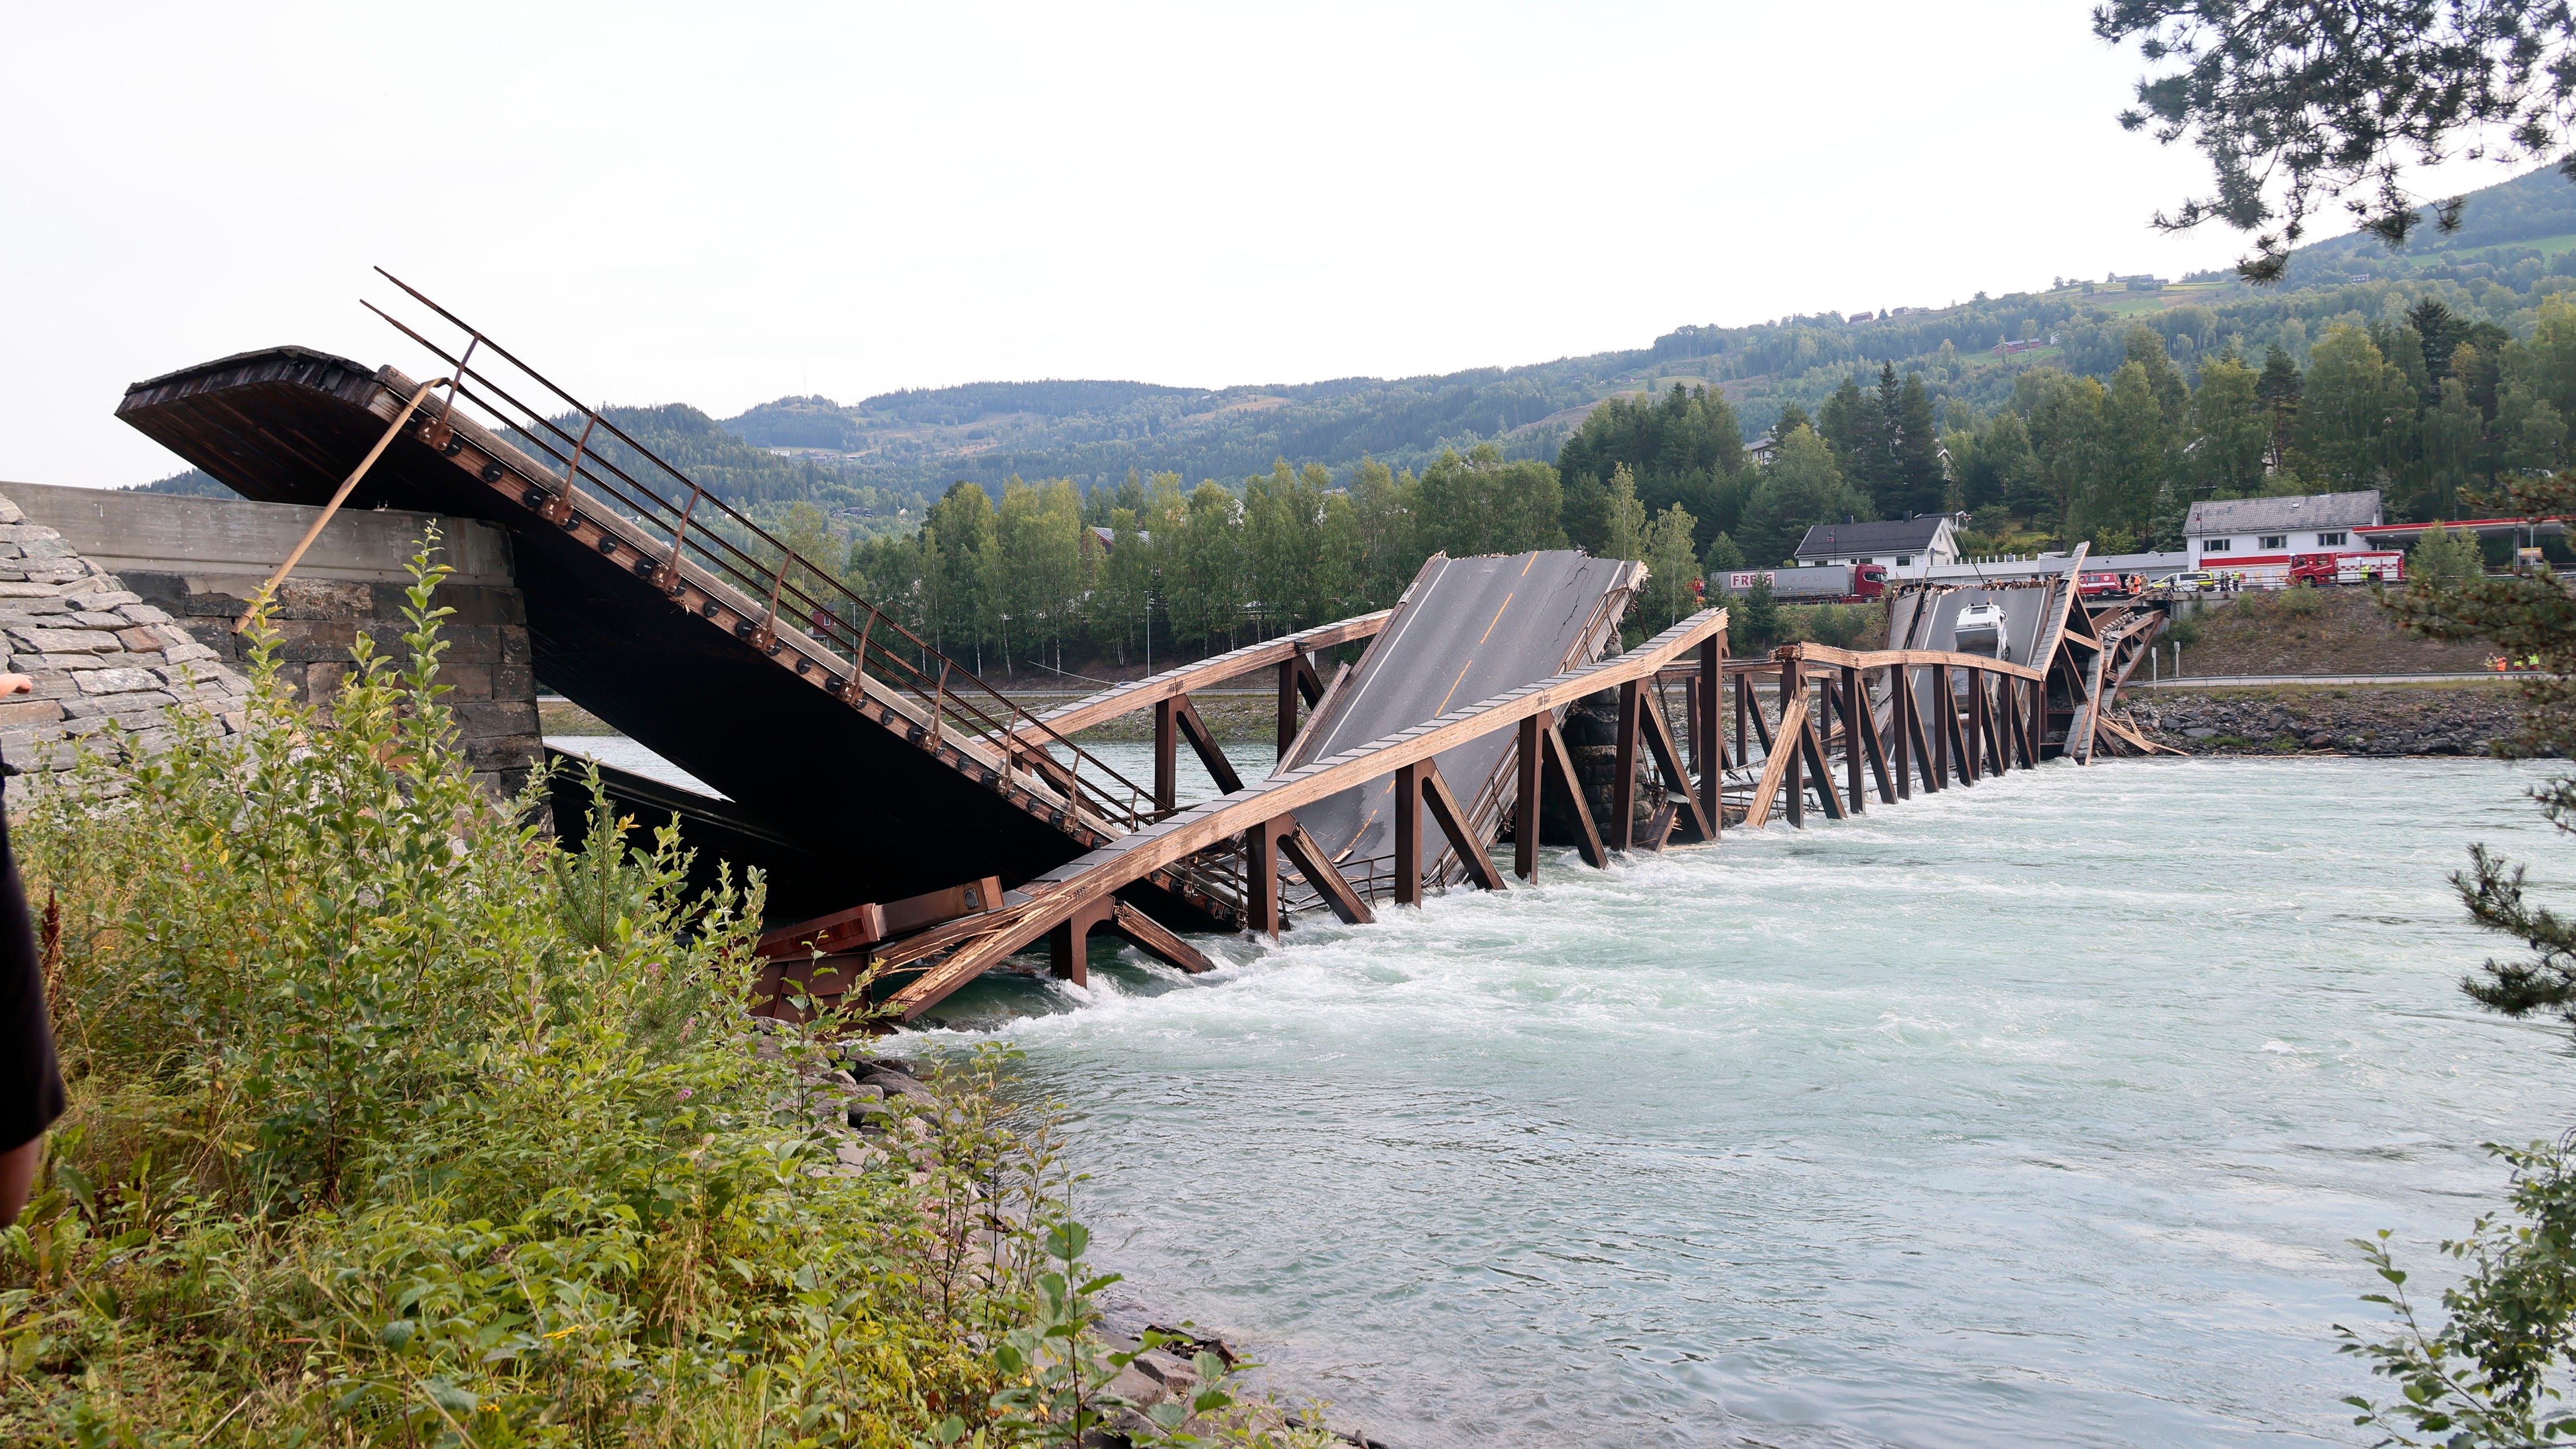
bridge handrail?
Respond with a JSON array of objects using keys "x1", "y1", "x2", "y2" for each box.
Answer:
[
  {"x1": 1776, "y1": 642, "x2": 2047, "y2": 681},
  {"x1": 1013, "y1": 610, "x2": 1392, "y2": 744},
  {"x1": 361, "y1": 273, "x2": 1207, "y2": 851}
]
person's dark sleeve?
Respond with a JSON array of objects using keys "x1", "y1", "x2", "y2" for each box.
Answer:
[{"x1": 0, "y1": 804, "x2": 63, "y2": 1155}]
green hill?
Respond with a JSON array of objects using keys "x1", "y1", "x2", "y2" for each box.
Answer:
[{"x1": 133, "y1": 165, "x2": 2576, "y2": 532}]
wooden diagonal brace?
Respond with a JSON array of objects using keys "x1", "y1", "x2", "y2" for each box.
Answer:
[
  {"x1": 1278, "y1": 820, "x2": 1375, "y2": 924},
  {"x1": 1108, "y1": 898, "x2": 1217, "y2": 972},
  {"x1": 1638, "y1": 690, "x2": 1713, "y2": 842},
  {"x1": 1744, "y1": 691, "x2": 1809, "y2": 828},
  {"x1": 1799, "y1": 713, "x2": 1847, "y2": 821},
  {"x1": 1419, "y1": 759, "x2": 1507, "y2": 891},
  {"x1": 1173, "y1": 694, "x2": 1243, "y2": 793},
  {"x1": 1860, "y1": 670, "x2": 1897, "y2": 804},
  {"x1": 1541, "y1": 719, "x2": 1609, "y2": 868},
  {"x1": 1906, "y1": 681, "x2": 1941, "y2": 792}
]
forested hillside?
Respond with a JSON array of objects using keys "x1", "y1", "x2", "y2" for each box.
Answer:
[{"x1": 125, "y1": 163, "x2": 2576, "y2": 680}]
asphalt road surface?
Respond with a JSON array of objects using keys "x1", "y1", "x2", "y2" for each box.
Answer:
[{"x1": 1287, "y1": 551, "x2": 1629, "y2": 871}]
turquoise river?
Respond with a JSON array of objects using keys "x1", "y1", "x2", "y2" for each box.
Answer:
[
  {"x1": 930, "y1": 753, "x2": 2576, "y2": 1448},
  {"x1": 548, "y1": 736, "x2": 2576, "y2": 1446}
]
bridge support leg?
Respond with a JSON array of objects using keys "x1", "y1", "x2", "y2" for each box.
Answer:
[
  {"x1": 1980, "y1": 671, "x2": 2010, "y2": 775},
  {"x1": 1048, "y1": 897, "x2": 1116, "y2": 986},
  {"x1": 1733, "y1": 668, "x2": 1751, "y2": 769},
  {"x1": 1613, "y1": 681, "x2": 1641, "y2": 852},
  {"x1": 1968, "y1": 665, "x2": 1989, "y2": 779},
  {"x1": 1244, "y1": 819, "x2": 1286, "y2": 938},
  {"x1": 1780, "y1": 657, "x2": 1804, "y2": 827},
  {"x1": 1516, "y1": 716, "x2": 1541, "y2": 882},
  {"x1": 1909, "y1": 669, "x2": 1941, "y2": 793},
  {"x1": 1891, "y1": 665, "x2": 1912, "y2": 799},
  {"x1": 1929, "y1": 664, "x2": 1951, "y2": 789},
  {"x1": 1279, "y1": 658, "x2": 1301, "y2": 759},
  {"x1": 1841, "y1": 665, "x2": 1864, "y2": 813},
  {"x1": 1153, "y1": 697, "x2": 1179, "y2": 814},
  {"x1": 1394, "y1": 761, "x2": 1424, "y2": 907},
  {"x1": 1698, "y1": 635, "x2": 1722, "y2": 835},
  {"x1": 1278, "y1": 652, "x2": 1323, "y2": 760},
  {"x1": 2025, "y1": 678, "x2": 2042, "y2": 766}
]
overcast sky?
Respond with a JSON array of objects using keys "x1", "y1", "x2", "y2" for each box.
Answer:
[{"x1": 0, "y1": 1, "x2": 2508, "y2": 488}]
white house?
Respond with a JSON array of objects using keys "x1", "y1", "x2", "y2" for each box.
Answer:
[
  {"x1": 1791, "y1": 515, "x2": 1962, "y2": 579},
  {"x1": 2183, "y1": 490, "x2": 2384, "y2": 571}
]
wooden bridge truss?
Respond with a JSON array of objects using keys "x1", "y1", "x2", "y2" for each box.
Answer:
[{"x1": 110, "y1": 274, "x2": 2177, "y2": 1034}]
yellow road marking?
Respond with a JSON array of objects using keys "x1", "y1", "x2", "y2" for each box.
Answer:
[
  {"x1": 1478, "y1": 593, "x2": 1514, "y2": 645},
  {"x1": 1435, "y1": 660, "x2": 1474, "y2": 714}
]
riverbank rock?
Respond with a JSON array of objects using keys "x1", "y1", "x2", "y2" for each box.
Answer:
[{"x1": 2132, "y1": 685, "x2": 2523, "y2": 756}]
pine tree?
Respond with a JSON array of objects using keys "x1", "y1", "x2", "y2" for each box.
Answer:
[
  {"x1": 1603, "y1": 465, "x2": 1648, "y2": 562},
  {"x1": 2257, "y1": 345, "x2": 2303, "y2": 471},
  {"x1": 1874, "y1": 362, "x2": 1905, "y2": 511},
  {"x1": 1702, "y1": 532, "x2": 1746, "y2": 581},
  {"x1": 1894, "y1": 373, "x2": 1944, "y2": 515},
  {"x1": 1738, "y1": 574, "x2": 1782, "y2": 653},
  {"x1": 1817, "y1": 377, "x2": 1875, "y2": 487}
]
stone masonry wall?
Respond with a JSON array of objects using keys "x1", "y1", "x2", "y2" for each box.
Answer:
[
  {"x1": 0, "y1": 490, "x2": 251, "y2": 797},
  {"x1": 132, "y1": 570, "x2": 540, "y2": 797}
]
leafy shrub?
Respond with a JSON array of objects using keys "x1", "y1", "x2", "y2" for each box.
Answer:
[
  {"x1": 2341, "y1": 1134, "x2": 2576, "y2": 1445},
  {"x1": 1804, "y1": 605, "x2": 1868, "y2": 650},
  {"x1": 2278, "y1": 581, "x2": 2325, "y2": 617},
  {"x1": 0, "y1": 543, "x2": 1040, "y2": 1446}
]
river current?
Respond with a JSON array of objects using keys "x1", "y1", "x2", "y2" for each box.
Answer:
[
  {"x1": 910, "y1": 754, "x2": 2576, "y2": 1447},
  {"x1": 548, "y1": 732, "x2": 2576, "y2": 1445}
]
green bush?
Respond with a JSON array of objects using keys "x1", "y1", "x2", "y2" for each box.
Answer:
[{"x1": 0, "y1": 542, "x2": 1068, "y2": 1446}]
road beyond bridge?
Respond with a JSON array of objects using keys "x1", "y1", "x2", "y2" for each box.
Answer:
[{"x1": 112, "y1": 278, "x2": 2170, "y2": 1029}]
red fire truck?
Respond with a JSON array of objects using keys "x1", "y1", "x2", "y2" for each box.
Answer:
[{"x1": 2284, "y1": 550, "x2": 2405, "y2": 586}]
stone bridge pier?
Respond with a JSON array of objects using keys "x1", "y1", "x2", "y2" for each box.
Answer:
[{"x1": 0, "y1": 482, "x2": 540, "y2": 799}]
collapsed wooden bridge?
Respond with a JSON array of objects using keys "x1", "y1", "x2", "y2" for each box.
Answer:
[{"x1": 112, "y1": 277, "x2": 2171, "y2": 1030}]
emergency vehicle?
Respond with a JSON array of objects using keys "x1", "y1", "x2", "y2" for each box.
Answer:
[{"x1": 2283, "y1": 550, "x2": 2405, "y2": 586}]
